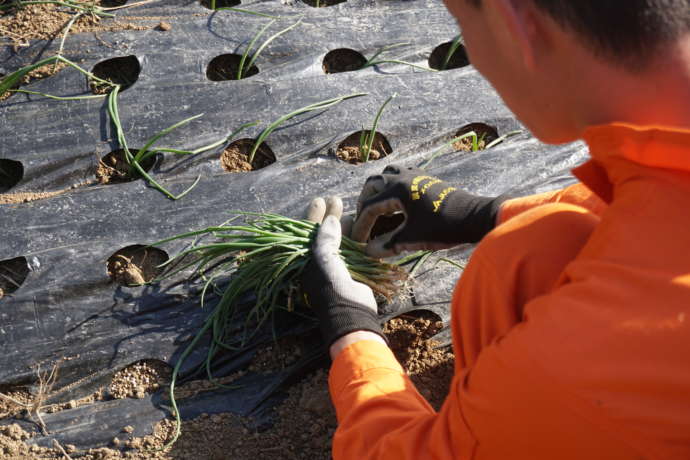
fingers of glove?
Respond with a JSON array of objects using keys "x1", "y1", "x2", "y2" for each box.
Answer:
[
  {"x1": 305, "y1": 197, "x2": 326, "y2": 223},
  {"x1": 314, "y1": 215, "x2": 352, "y2": 281},
  {"x1": 325, "y1": 196, "x2": 343, "y2": 220},
  {"x1": 351, "y1": 197, "x2": 404, "y2": 243}
]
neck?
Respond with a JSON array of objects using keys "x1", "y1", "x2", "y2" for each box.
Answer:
[{"x1": 577, "y1": 34, "x2": 690, "y2": 132}]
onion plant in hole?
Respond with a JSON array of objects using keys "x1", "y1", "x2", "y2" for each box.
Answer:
[
  {"x1": 247, "y1": 93, "x2": 367, "y2": 164},
  {"x1": 359, "y1": 93, "x2": 396, "y2": 162},
  {"x1": 234, "y1": 17, "x2": 303, "y2": 80},
  {"x1": 441, "y1": 35, "x2": 465, "y2": 71},
  {"x1": 0, "y1": 56, "x2": 255, "y2": 199},
  {"x1": 363, "y1": 43, "x2": 437, "y2": 73}
]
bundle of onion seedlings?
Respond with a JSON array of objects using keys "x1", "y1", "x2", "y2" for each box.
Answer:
[{"x1": 153, "y1": 212, "x2": 406, "y2": 447}]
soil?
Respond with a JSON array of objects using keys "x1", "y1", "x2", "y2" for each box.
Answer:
[
  {"x1": 0, "y1": 312, "x2": 454, "y2": 459},
  {"x1": 96, "y1": 149, "x2": 158, "y2": 184},
  {"x1": 428, "y1": 41, "x2": 470, "y2": 71},
  {"x1": 384, "y1": 312, "x2": 455, "y2": 411},
  {"x1": 322, "y1": 48, "x2": 367, "y2": 74},
  {"x1": 206, "y1": 54, "x2": 259, "y2": 81},
  {"x1": 108, "y1": 360, "x2": 172, "y2": 400},
  {"x1": 336, "y1": 130, "x2": 392, "y2": 164},
  {"x1": 453, "y1": 123, "x2": 499, "y2": 151},
  {"x1": 0, "y1": 256, "x2": 30, "y2": 297},
  {"x1": 248, "y1": 336, "x2": 303, "y2": 374},
  {"x1": 106, "y1": 245, "x2": 169, "y2": 286},
  {"x1": 0, "y1": 179, "x2": 98, "y2": 205},
  {"x1": 0, "y1": 2, "x2": 149, "y2": 49},
  {"x1": 220, "y1": 139, "x2": 276, "y2": 172}
]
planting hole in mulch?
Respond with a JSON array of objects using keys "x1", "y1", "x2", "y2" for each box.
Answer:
[
  {"x1": 207, "y1": 54, "x2": 259, "y2": 81},
  {"x1": 200, "y1": 0, "x2": 240, "y2": 8},
  {"x1": 383, "y1": 310, "x2": 454, "y2": 410},
  {"x1": 336, "y1": 131, "x2": 392, "y2": 165},
  {"x1": 370, "y1": 212, "x2": 405, "y2": 239},
  {"x1": 0, "y1": 257, "x2": 30, "y2": 300},
  {"x1": 429, "y1": 41, "x2": 470, "y2": 71},
  {"x1": 96, "y1": 149, "x2": 158, "y2": 184},
  {"x1": 101, "y1": 0, "x2": 128, "y2": 6},
  {"x1": 302, "y1": 0, "x2": 347, "y2": 7},
  {"x1": 89, "y1": 55, "x2": 141, "y2": 94},
  {"x1": 220, "y1": 138, "x2": 276, "y2": 172},
  {"x1": 454, "y1": 122, "x2": 499, "y2": 151},
  {"x1": 107, "y1": 245, "x2": 169, "y2": 286},
  {"x1": 322, "y1": 48, "x2": 367, "y2": 74},
  {"x1": 0, "y1": 159, "x2": 23, "y2": 193}
]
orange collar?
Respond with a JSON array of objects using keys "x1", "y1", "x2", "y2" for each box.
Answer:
[{"x1": 573, "y1": 124, "x2": 690, "y2": 203}]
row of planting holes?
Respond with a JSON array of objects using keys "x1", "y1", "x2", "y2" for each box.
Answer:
[{"x1": 0, "y1": 122, "x2": 499, "y2": 193}]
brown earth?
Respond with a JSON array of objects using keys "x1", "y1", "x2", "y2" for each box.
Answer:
[
  {"x1": 453, "y1": 123, "x2": 499, "y2": 152},
  {"x1": 0, "y1": 314, "x2": 454, "y2": 459},
  {"x1": 336, "y1": 131, "x2": 392, "y2": 164},
  {"x1": 106, "y1": 245, "x2": 169, "y2": 286},
  {"x1": 220, "y1": 139, "x2": 276, "y2": 172},
  {"x1": 96, "y1": 149, "x2": 158, "y2": 184}
]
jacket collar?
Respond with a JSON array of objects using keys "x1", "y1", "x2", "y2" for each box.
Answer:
[{"x1": 573, "y1": 123, "x2": 690, "y2": 204}]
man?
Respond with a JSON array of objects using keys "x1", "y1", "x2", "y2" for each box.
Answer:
[{"x1": 302, "y1": 1, "x2": 690, "y2": 458}]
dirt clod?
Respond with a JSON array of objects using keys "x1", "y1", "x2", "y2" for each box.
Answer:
[{"x1": 157, "y1": 21, "x2": 172, "y2": 31}]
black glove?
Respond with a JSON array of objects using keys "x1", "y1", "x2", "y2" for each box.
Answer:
[
  {"x1": 351, "y1": 165, "x2": 508, "y2": 257},
  {"x1": 302, "y1": 197, "x2": 384, "y2": 348}
]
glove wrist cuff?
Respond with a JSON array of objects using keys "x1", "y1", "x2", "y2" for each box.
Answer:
[{"x1": 319, "y1": 306, "x2": 386, "y2": 348}]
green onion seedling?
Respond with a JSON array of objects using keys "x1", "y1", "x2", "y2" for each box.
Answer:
[
  {"x1": 420, "y1": 129, "x2": 522, "y2": 169},
  {"x1": 362, "y1": 43, "x2": 437, "y2": 73},
  {"x1": 441, "y1": 35, "x2": 465, "y2": 71},
  {"x1": 106, "y1": 86, "x2": 257, "y2": 199},
  {"x1": 248, "y1": 93, "x2": 367, "y2": 164},
  {"x1": 359, "y1": 93, "x2": 396, "y2": 163},
  {"x1": 153, "y1": 212, "x2": 408, "y2": 449},
  {"x1": 237, "y1": 17, "x2": 302, "y2": 80}
]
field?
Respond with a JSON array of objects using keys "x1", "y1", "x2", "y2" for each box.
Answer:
[{"x1": 0, "y1": 0, "x2": 585, "y2": 458}]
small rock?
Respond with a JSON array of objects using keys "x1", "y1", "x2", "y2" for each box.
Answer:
[
  {"x1": 65, "y1": 444, "x2": 76, "y2": 453},
  {"x1": 122, "y1": 425, "x2": 134, "y2": 434},
  {"x1": 157, "y1": 21, "x2": 172, "y2": 31},
  {"x1": 68, "y1": 400, "x2": 78, "y2": 409},
  {"x1": 112, "y1": 437, "x2": 120, "y2": 447}
]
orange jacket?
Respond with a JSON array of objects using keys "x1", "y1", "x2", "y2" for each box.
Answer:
[{"x1": 329, "y1": 124, "x2": 690, "y2": 459}]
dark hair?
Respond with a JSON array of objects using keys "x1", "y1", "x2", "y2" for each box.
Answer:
[{"x1": 465, "y1": 0, "x2": 690, "y2": 69}]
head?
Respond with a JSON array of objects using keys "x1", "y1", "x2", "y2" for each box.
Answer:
[{"x1": 443, "y1": 0, "x2": 690, "y2": 143}]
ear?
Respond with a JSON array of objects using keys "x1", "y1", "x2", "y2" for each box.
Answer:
[{"x1": 489, "y1": 0, "x2": 540, "y2": 71}]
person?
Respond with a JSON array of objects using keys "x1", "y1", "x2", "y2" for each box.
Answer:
[{"x1": 301, "y1": 0, "x2": 690, "y2": 459}]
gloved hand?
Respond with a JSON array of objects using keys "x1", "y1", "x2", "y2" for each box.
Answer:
[
  {"x1": 302, "y1": 197, "x2": 385, "y2": 348},
  {"x1": 351, "y1": 164, "x2": 508, "y2": 257}
]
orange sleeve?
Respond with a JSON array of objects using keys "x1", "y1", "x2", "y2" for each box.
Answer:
[
  {"x1": 328, "y1": 321, "x2": 639, "y2": 460},
  {"x1": 498, "y1": 182, "x2": 607, "y2": 224}
]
